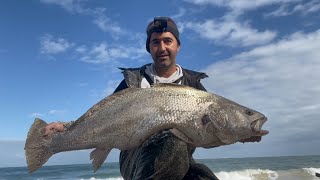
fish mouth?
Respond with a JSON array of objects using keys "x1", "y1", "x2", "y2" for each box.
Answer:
[{"x1": 251, "y1": 117, "x2": 269, "y2": 136}]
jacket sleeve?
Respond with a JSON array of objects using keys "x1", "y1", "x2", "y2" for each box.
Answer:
[
  {"x1": 113, "y1": 79, "x2": 129, "y2": 93},
  {"x1": 196, "y1": 81, "x2": 207, "y2": 91}
]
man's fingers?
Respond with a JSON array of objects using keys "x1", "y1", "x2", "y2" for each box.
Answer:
[
  {"x1": 42, "y1": 123, "x2": 65, "y2": 136},
  {"x1": 42, "y1": 127, "x2": 50, "y2": 136},
  {"x1": 239, "y1": 136, "x2": 262, "y2": 143}
]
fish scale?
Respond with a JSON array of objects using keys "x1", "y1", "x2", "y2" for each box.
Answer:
[{"x1": 25, "y1": 83, "x2": 268, "y2": 173}]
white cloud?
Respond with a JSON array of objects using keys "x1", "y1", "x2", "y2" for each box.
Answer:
[
  {"x1": 76, "y1": 82, "x2": 89, "y2": 87},
  {"x1": 184, "y1": 0, "x2": 302, "y2": 12},
  {"x1": 202, "y1": 30, "x2": 320, "y2": 145},
  {"x1": 265, "y1": 0, "x2": 320, "y2": 17},
  {"x1": 77, "y1": 42, "x2": 146, "y2": 64},
  {"x1": 75, "y1": 45, "x2": 88, "y2": 53},
  {"x1": 185, "y1": 19, "x2": 277, "y2": 47},
  {"x1": 300, "y1": 0, "x2": 320, "y2": 14},
  {"x1": 40, "y1": 2, "x2": 147, "y2": 62},
  {"x1": 79, "y1": 43, "x2": 110, "y2": 64},
  {"x1": 171, "y1": 8, "x2": 187, "y2": 19},
  {"x1": 40, "y1": 0, "x2": 126, "y2": 36},
  {"x1": 40, "y1": 0, "x2": 88, "y2": 14},
  {"x1": 30, "y1": 112, "x2": 44, "y2": 118},
  {"x1": 93, "y1": 12, "x2": 125, "y2": 35},
  {"x1": 39, "y1": 35, "x2": 146, "y2": 64},
  {"x1": 185, "y1": 0, "x2": 319, "y2": 21},
  {"x1": 40, "y1": 34, "x2": 74, "y2": 54},
  {"x1": 264, "y1": 4, "x2": 292, "y2": 17},
  {"x1": 39, "y1": 0, "x2": 147, "y2": 62},
  {"x1": 29, "y1": 110, "x2": 67, "y2": 119},
  {"x1": 48, "y1": 109, "x2": 67, "y2": 115}
]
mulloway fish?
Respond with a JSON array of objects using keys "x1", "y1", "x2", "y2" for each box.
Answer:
[{"x1": 25, "y1": 84, "x2": 268, "y2": 173}]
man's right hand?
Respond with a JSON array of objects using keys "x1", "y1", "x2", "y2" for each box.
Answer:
[{"x1": 43, "y1": 122, "x2": 65, "y2": 136}]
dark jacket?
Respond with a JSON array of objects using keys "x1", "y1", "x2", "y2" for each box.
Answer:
[
  {"x1": 114, "y1": 63, "x2": 208, "y2": 92},
  {"x1": 114, "y1": 64, "x2": 219, "y2": 180}
]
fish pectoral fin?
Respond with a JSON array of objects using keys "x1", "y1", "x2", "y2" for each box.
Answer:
[
  {"x1": 90, "y1": 148, "x2": 111, "y2": 172},
  {"x1": 170, "y1": 128, "x2": 194, "y2": 145}
]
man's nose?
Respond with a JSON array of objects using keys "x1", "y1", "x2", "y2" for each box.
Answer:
[{"x1": 159, "y1": 41, "x2": 166, "y2": 51}]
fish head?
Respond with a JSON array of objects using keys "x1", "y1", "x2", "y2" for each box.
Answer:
[{"x1": 201, "y1": 96, "x2": 268, "y2": 146}]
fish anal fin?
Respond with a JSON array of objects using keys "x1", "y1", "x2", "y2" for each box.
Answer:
[{"x1": 90, "y1": 148, "x2": 111, "y2": 172}]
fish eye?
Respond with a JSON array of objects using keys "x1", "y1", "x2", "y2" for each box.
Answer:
[{"x1": 245, "y1": 109, "x2": 254, "y2": 116}]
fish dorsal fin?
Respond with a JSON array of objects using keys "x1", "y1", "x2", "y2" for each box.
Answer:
[{"x1": 68, "y1": 87, "x2": 141, "y2": 130}]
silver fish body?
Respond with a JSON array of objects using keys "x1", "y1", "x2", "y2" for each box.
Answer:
[{"x1": 25, "y1": 84, "x2": 268, "y2": 173}]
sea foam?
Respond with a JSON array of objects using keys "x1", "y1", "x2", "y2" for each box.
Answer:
[
  {"x1": 215, "y1": 169, "x2": 278, "y2": 180},
  {"x1": 302, "y1": 167, "x2": 320, "y2": 176}
]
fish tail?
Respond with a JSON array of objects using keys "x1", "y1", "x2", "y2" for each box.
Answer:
[{"x1": 25, "y1": 118, "x2": 53, "y2": 173}]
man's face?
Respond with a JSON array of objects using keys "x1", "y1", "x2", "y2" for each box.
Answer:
[{"x1": 149, "y1": 32, "x2": 180, "y2": 71}]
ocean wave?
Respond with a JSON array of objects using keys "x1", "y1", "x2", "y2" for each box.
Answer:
[
  {"x1": 302, "y1": 167, "x2": 320, "y2": 176},
  {"x1": 215, "y1": 169, "x2": 278, "y2": 180},
  {"x1": 80, "y1": 169, "x2": 278, "y2": 180},
  {"x1": 80, "y1": 167, "x2": 320, "y2": 180},
  {"x1": 80, "y1": 177, "x2": 123, "y2": 180}
]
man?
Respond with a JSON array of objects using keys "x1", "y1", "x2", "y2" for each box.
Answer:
[
  {"x1": 44, "y1": 17, "x2": 219, "y2": 179},
  {"x1": 113, "y1": 17, "x2": 219, "y2": 180}
]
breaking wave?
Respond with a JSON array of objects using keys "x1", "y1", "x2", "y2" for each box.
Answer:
[{"x1": 81, "y1": 168, "x2": 320, "y2": 180}]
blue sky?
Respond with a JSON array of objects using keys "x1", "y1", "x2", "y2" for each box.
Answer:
[{"x1": 0, "y1": 0, "x2": 320, "y2": 168}]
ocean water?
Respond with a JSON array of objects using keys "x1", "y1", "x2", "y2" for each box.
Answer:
[{"x1": 1, "y1": 155, "x2": 319, "y2": 180}]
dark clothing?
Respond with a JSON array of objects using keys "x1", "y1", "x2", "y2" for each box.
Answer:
[
  {"x1": 115, "y1": 64, "x2": 208, "y2": 91},
  {"x1": 115, "y1": 64, "x2": 219, "y2": 180}
]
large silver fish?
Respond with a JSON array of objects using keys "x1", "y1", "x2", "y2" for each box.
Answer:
[{"x1": 25, "y1": 84, "x2": 268, "y2": 173}]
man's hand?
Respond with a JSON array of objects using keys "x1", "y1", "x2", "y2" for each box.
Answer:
[
  {"x1": 43, "y1": 122, "x2": 65, "y2": 136},
  {"x1": 239, "y1": 136, "x2": 262, "y2": 143}
]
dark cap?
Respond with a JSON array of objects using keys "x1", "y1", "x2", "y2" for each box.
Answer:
[{"x1": 146, "y1": 17, "x2": 180, "y2": 52}]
